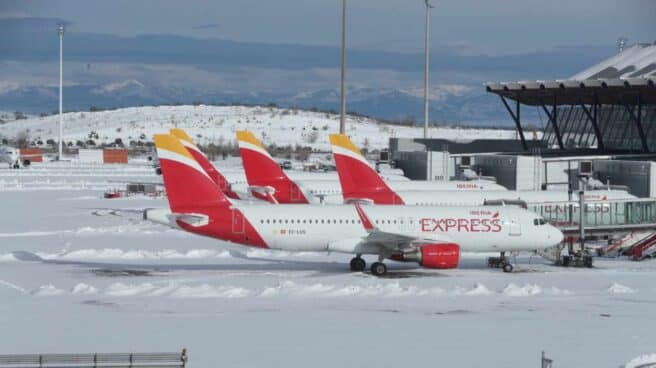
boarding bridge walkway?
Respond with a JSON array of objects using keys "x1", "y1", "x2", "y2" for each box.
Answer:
[{"x1": 527, "y1": 198, "x2": 656, "y2": 237}]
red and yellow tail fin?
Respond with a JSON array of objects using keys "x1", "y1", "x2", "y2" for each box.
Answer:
[
  {"x1": 236, "y1": 130, "x2": 287, "y2": 182},
  {"x1": 154, "y1": 134, "x2": 230, "y2": 212},
  {"x1": 329, "y1": 134, "x2": 404, "y2": 204},
  {"x1": 236, "y1": 130, "x2": 308, "y2": 203},
  {"x1": 169, "y1": 128, "x2": 238, "y2": 198}
]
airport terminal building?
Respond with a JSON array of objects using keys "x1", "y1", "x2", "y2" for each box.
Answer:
[{"x1": 391, "y1": 42, "x2": 656, "y2": 197}]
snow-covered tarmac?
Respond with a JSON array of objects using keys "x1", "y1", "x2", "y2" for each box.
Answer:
[{"x1": 1, "y1": 162, "x2": 655, "y2": 367}]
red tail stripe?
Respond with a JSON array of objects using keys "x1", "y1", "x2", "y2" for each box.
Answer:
[{"x1": 354, "y1": 203, "x2": 374, "y2": 231}]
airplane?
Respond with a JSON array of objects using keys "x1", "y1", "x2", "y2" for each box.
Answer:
[
  {"x1": 0, "y1": 145, "x2": 40, "y2": 168},
  {"x1": 144, "y1": 133, "x2": 564, "y2": 275},
  {"x1": 329, "y1": 133, "x2": 636, "y2": 206},
  {"x1": 235, "y1": 130, "x2": 507, "y2": 204}
]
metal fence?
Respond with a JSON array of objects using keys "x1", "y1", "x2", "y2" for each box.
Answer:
[{"x1": 0, "y1": 350, "x2": 188, "y2": 368}]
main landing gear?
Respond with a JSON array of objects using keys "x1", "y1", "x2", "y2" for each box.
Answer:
[
  {"x1": 370, "y1": 262, "x2": 387, "y2": 277},
  {"x1": 487, "y1": 252, "x2": 514, "y2": 273},
  {"x1": 349, "y1": 255, "x2": 366, "y2": 272},
  {"x1": 349, "y1": 255, "x2": 388, "y2": 276}
]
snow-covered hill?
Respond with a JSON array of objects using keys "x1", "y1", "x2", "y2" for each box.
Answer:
[{"x1": 0, "y1": 105, "x2": 517, "y2": 151}]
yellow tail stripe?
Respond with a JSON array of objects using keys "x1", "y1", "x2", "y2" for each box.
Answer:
[
  {"x1": 236, "y1": 130, "x2": 267, "y2": 150},
  {"x1": 329, "y1": 134, "x2": 363, "y2": 157},
  {"x1": 153, "y1": 134, "x2": 194, "y2": 160},
  {"x1": 170, "y1": 128, "x2": 194, "y2": 145}
]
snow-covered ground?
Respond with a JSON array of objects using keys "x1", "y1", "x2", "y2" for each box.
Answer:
[
  {"x1": 0, "y1": 105, "x2": 517, "y2": 151},
  {"x1": 1, "y1": 162, "x2": 655, "y2": 368}
]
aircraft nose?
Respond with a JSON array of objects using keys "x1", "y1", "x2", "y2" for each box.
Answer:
[{"x1": 549, "y1": 226, "x2": 564, "y2": 245}]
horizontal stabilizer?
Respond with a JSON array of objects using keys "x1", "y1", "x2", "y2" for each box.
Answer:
[{"x1": 167, "y1": 213, "x2": 210, "y2": 227}]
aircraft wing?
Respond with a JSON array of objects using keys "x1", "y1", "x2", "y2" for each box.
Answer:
[
  {"x1": 351, "y1": 203, "x2": 454, "y2": 254},
  {"x1": 361, "y1": 228, "x2": 453, "y2": 251}
]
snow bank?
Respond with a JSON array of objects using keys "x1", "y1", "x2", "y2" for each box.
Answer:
[
  {"x1": 607, "y1": 283, "x2": 637, "y2": 294},
  {"x1": 502, "y1": 283, "x2": 542, "y2": 297},
  {"x1": 19, "y1": 280, "x2": 581, "y2": 299},
  {"x1": 0, "y1": 253, "x2": 18, "y2": 262},
  {"x1": 452, "y1": 283, "x2": 493, "y2": 296},
  {"x1": 624, "y1": 354, "x2": 656, "y2": 368},
  {"x1": 31, "y1": 284, "x2": 65, "y2": 296},
  {"x1": 71, "y1": 283, "x2": 99, "y2": 295},
  {"x1": 39, "y1": 248, "x2": 232, "y2": 261},
  {"x1": 169, "y1": 284, "x2": 251, "y2": 299},
  {"x1": 104, "y1": 282, "x2": 158, "y2": 297},
  {"x1": 0, "y1": 280, "x2": 27, "y2": 293}
]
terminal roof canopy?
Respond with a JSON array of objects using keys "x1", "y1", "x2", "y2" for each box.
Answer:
[{"x1": 486, "y1": 43, "x2": 656, "y2": 106}]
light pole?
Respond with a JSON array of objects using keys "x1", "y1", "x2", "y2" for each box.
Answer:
[
  {"x1": 58, "y1": 24, "x2": 64, "y2": 159},
  {"x1": 423, "y1": 0, "x2": 434, "y2": 139},
  {"x1": 339, "y1": 0, "x2": 347, "y2": 134}
]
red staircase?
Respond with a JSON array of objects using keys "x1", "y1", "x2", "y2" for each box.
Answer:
[
  {"x1": 602, "y1": 232, "x2": 649, "y2": 256},
  {"x1": 629, "y1": 232, "x2": 656, "y2": 260}
]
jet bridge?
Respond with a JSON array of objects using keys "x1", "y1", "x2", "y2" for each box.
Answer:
[{"x1": 528, "y1": 198, "x2": 656, "y2": 236}]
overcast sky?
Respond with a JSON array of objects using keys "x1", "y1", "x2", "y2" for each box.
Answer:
[{"x1": 2, "y1": 0, "x2": 654, "y2": 54}]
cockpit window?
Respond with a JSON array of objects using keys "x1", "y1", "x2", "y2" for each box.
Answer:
[{"x1": 533, "y1": 218, "x2": 547, "y2": 226}]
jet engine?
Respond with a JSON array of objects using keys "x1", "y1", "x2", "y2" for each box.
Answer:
[{"x1": 391, "y1": 243, "x2": 460, "y2": 269}]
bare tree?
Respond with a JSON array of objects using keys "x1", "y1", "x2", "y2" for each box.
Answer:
[{"x1": 15, "y1": 130, "x2": 30, "y2": 148}]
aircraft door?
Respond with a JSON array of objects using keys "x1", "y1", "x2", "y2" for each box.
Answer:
[
  {"x1": 232, "y1": 209, "x2": 245, "y2": 234},
  {"x1": 508, "y1": 216, "x2": 521, "y2": 236}
]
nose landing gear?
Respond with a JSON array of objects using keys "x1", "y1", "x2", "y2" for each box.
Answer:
[{"x1": 487, "y1": 252, "x2": 514, "y2": 273}]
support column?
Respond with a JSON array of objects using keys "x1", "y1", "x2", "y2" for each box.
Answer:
[
  {"x1": 623, "y1": 93, "x2": 649, "y2": 153},
  {"x1": 579, "y1": 99, "x2": 604, "y2": 150},
  {"x1": 541, "y1": 98, "x2": 564, "y2": 150},
  {"x1": 499, "y1": 95, "x2": 527, "y2": 150}
]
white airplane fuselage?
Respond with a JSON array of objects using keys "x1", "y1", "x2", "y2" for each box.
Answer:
[{"x1": 146, "y1": 204, "x2": 563, "y2": 254}]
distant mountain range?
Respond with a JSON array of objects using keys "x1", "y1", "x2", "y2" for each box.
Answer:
[
  {"x1": 0, "y1": 16, "x2": 612, "y2": 126},
  {"x1": 0, "y1": 82, "x2": 540, "y2": 127}
]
